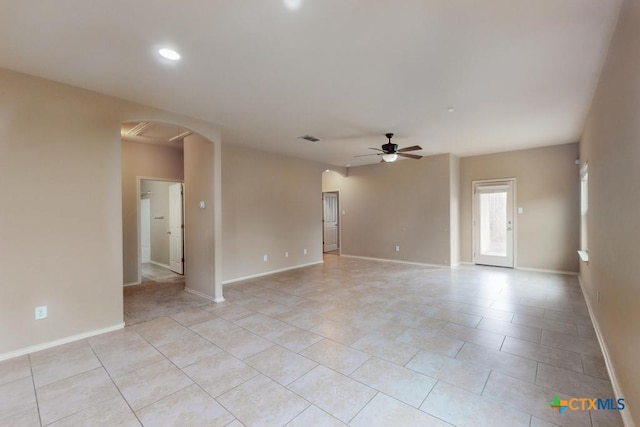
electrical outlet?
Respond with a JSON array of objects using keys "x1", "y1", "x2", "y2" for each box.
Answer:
[
  {"x1": 285, "y1": 252, "x2": 289, "y2": 258},
  {"x1": 35, "y1": 305, "x2": 47, "y2": 320},
  {"x1": 395, "y1": 245, "x2": 400, "y2": 252},
  {"x1": 263, "y1": 255, "x2": 268, "y2": 262},
  {"x1": 303, "y1": 248, "x2": 307, "y2": 255}
]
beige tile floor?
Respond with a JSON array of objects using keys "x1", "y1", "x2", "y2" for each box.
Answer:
[
  {"x1": 124, "y1": 282, "x2": 209, "y2": 326},
  {"x1": 0, "y1": 255, "x2": 624, "y2": 426},
  {"x1": 141, "y1": 263, "x2": 184, "y2": 284}
]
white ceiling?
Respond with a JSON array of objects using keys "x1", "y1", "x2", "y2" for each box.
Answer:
[{"x1": 0, "y1": 0, "x2": 622, "y2": 166}]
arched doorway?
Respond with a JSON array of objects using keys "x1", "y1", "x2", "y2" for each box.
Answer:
[{"x1": 120, "y1": 120, "x2": 223, "y2": 323}]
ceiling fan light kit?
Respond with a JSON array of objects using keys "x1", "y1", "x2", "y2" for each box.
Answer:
[
  {"x1": 355, "y1": 133, "x2": 423, "y2": 163},
  {"x1": 382, "y1": 153, "x2": 398, "y2": 162}
]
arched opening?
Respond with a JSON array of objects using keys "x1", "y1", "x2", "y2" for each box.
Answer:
[{"x1": 120, "y1": 120, "x2": 222, "y2": 324}]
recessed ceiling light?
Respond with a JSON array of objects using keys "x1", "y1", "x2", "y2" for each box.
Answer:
[
  {"x1": 324, "y1": 169, "x2": 330, "y2": 173},
  {"x1": 283, "y1": 0, "x2": 302, "y2": 10},
  {"x1": 447, "y1": 107, "x2": 455, "y2": 112},
  {"x1": 159, "y1": 48, "x2": 181, "y2": 61}
]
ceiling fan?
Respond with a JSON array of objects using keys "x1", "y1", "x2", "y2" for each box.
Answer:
[{"x1": 355, "y1": 133, "x2": 422, "y2": 162}]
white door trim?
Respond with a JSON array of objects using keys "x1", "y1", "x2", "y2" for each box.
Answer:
[{"x1": 472, "y1": 178, "x2": 517, "y2": 268}]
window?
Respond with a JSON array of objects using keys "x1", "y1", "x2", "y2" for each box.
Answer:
[{"x1": 579, "y1": 163, "x2": 589, "y2": 262}]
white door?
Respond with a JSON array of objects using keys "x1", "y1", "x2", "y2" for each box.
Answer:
[
  {"x1": 169, "y1": 183, "x2": 184, "y2": 274},
  {"x1": 140, "y1": 198, "x2": 151, "y2": 263},
  {"x1": 473, "y1": 180, "x2": 514, "y2": 268},
  {"x1": 323, "y1": 192, "x2": 339, "y2": 252}
]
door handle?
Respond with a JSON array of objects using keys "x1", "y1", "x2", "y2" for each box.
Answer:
[{"x1": 166, "y1": 231, "x2": 171, "y2": 234}]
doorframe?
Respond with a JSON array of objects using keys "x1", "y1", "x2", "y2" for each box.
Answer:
[
  {"x1": 322, "y1": 190, "x2": 341, "y2": 254},
  {"x1": 471, "y1": 178, "x2": 517, "y2": 268},
  {"x1": 136, "y1": 176, "x2": 184, "y2": 284}
]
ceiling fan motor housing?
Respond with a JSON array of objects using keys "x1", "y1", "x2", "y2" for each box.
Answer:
[{"x1": 382, "y1": 142, "x2": 398, "y2": 153}]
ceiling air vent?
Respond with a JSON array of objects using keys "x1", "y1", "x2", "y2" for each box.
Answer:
[{"x1": 298, "y1": 135, "x2": 320, "y2": 142}]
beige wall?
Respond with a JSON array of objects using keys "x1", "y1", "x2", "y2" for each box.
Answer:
[
  {"x1": 222, "y1": 144, "x2": 327, "y2": 282},
  {"x1": 184, "y1": 134, "x2": 216, "y2": 297},
  {"x1": 122, "y1": 143, "x2": 183, "y2": 283},
  {"x1": 323, "y1": 154, "x2": 454, "y2": 266},
  {"x1": 459, "y1": 143, "x2": 580, "y2": 273},
  {"x1": 0, "y1": 68, "x2": 221, "y2": 357},
  {"x1": 579, "y1": 0, "x2": 640, "y2": 422}
]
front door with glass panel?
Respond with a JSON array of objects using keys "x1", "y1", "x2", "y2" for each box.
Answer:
[{"x1": 473, "y1": 180, "x2": 514, "y2": 268}]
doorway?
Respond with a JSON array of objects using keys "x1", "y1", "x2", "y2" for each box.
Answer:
[
  {"x1": 322, "y1": 192, "x2": 340, "y2": 253},
  {"x1": 139, "y1": 179, "x2": 184, "y2": 281},
  {"x1": 473, "y1": 179, "x2": 515, "y2": 268}
]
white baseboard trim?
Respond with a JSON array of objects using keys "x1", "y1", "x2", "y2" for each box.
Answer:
[
  {"x1": 577, "y1": 275, "x2": 633, "y2": 427},
  {"x1": 455, "y1": 263, "x2": 577, "y2": 275},
  {"x1": 515, "y1": 266, "x2": 578, "y2": 276},
  {"x1": 340, "y1": 254, "x2": 449, "y2": 269},
  {"x1": 223, "y1": 260, "x2": 325, "y2": 285},
  {"x1": 184, "y1": 287, "x2": 218, "y2": 302},
  {"x1": 0, "y1": 322, "x2": 125, "y2": 362},
  {"x1": 150, "y1": 261, "x2": 171, "y2": 269},
  {"x1": 123, "y1": 281, "x2": 142, "y2": 287}
]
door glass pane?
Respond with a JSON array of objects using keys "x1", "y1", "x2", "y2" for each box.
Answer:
[{"x1": 479, "y1": 191, "x2": 507, "y2": 257}]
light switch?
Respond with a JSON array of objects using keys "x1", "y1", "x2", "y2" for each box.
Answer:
[
  {"x1": 517, "y1": 207, "x2": 524, "y2": 214},
  {"x1": 199, "y1": 201, "x2": 206, "y2": 209}
]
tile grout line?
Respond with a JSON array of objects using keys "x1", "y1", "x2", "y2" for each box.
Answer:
[
  {"x1": 86, "y1": 337, "x2": 145, "y2": 426},
  {"x1": 346, "y1": 390, "x2": 379, "y2": 425},
  {"x1": 27, "y1": 354, "x2": 44, "y2": 427}
]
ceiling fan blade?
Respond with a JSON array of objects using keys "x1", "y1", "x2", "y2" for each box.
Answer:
[
  {"x1": 398, "y1": 153, "x2": 423, "y2": 160},
  {"x1": 397, "y1": 145, "x2": 422, "y2": 153},
  {"x1": 368, "y1": 147, "x2": 384, "y2": 152},
  {"x1": 354, "y1": 153, "x2": 381, "y2": 157}
]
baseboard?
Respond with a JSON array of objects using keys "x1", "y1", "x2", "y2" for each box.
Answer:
[
  {"x1": 0, "y1": 322, "x2": 125, "y2": 362},
  {"x1": 123, "y1": 281, "x2": 141, "y2": 287},
  {"x1": 339, "y1": 254, "x2": 449, "y2": 269},
  {"x1": 184, "y1": 287, "x2": 218, "y2": 302},
  {"x1": 577, "y1": 275, "x2": 634, "y2": 427},
  {"x1": 455, "y1": 263, "x2": 578, "y2": 275},
  {"x1": 222, "y1": 260, "x2": 325, "y2": 285},
  {"x1": 516, "y1": 266, "x2": 578, "y2": 276},
  {"x1": 149, "y1": 261, "x2": 171, "y2": 269}
]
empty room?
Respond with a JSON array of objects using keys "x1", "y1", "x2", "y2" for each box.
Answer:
[{"x1": 0, "y1": 1, "x2": 638, "y2": 426}]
